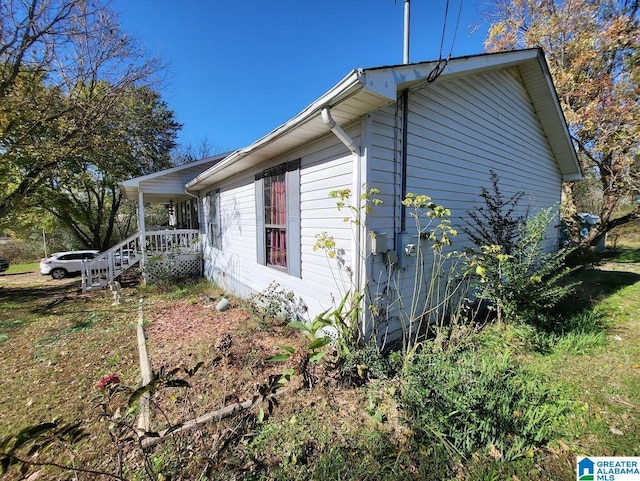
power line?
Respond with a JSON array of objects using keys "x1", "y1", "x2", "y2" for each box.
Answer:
[
  {"x1": 439, "y1": 0, "x2": 451, "y2": 60},
  {"x1": 428, "y1": 0, "x2": 465, "y2": 82}
]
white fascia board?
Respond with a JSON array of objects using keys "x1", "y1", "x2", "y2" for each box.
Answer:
[
  {"x1": 361, "y1": 49, "x2": 541, "y2": 93},
  {"x1": 517, "y1": 50, "x2": 582, "y2": 180},
  {"x1": 120, "y1": 153, "x2": 228, "y2": 188},
  {"x1": 119, "y1": 154, "x2": 229, "y2": 200}
]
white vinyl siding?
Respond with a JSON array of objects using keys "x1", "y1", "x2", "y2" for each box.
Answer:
[
  {"x1": 365, "y1": 67, "x2": 563, "y2": 343},
  {"x1": 202, "y1": 131, "x2": 357, "y2": 317},
  {"x1": 200, "y1": 66, "x2": 565, "y2": 340}
]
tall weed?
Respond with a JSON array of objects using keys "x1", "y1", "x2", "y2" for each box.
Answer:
[
  {"x1": 401, "y1": 340, "x2": 572, "y2": 461},
  {"x1": 467, "y1": 186, "x2": 579, "y2": 323}
]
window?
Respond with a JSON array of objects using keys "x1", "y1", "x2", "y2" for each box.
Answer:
[
  {"x1": 60, "y1": 253, "x2": 96, "y2": 261},
  {"x1": 264, "y1": 164, "x2": 287, "y2": 267},
  {"x1": 255, "y1": 159, "x2": 301, "y2": 277},
  {"x1": 207, "y1": 189, "x2": 220, "y2": 248}
]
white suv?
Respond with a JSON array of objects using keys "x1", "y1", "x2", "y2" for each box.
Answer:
[{"x1": 40, "y1": 250, "x2": 100, "y2": 279}]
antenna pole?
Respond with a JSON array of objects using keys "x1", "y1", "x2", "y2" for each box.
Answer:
[{"x1": 403, "y1": 0, "x2": 410, "y2": 64}]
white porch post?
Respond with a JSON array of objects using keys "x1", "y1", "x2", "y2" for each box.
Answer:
[{"x1": 138, "y1": 190, "x2": 148, "y2": 284}]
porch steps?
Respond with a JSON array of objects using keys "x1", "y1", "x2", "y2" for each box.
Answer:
[{"x1": 81, "y1": 233, "x2": 142, "y2": 293}]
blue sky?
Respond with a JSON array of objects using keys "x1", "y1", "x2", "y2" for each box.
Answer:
[{"x1": 112, "y1": 1, "x2": 489, "y2": 153}]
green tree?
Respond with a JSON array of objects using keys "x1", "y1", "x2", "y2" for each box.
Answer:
[
  {"x1": 0, "y1": 0, "x2": 166, "y2": 220},
  {"x1": 34, "y1": 84, "x2": 180, "y2": 250},
  {"x1": 484, "y1": 0, "x2": 640, "y2": 246}
]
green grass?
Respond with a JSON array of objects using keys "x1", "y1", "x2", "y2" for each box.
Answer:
[
  {"x1": 2, "y1": 262, "x2": 39, "y2": 274},
  {"x1": 513, "y1": 255, "x2": 640, "y2": 466},
  {"x1": 1, "y1": 245, "x2": 640, "y2": 480},
  {"x1": 601, "y1": 244, "x2": 640, "y2": 263}
]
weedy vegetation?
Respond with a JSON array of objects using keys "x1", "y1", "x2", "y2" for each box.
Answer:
[{"x1": 1, "y1": 178, "x2": 639, "y2": 480}]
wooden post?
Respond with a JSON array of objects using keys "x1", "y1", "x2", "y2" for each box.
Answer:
[
  {"x1": 136, "y1": 300, "x2": 152, "y2": 435},
  {"x1": 138, "y1": 190, "x2": 147, "y2": 285}
]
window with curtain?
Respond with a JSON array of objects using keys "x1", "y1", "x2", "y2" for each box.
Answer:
[
  {"x1": 255, "y1": 159, "x2": 301, "y2": 277},
  {"x1": 264, "y1": 164, "x2": 287, "y2": 268}
]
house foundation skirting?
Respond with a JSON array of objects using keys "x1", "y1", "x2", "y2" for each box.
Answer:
[
  {"x1": 145, "y1": 253, "x2": 201, "y2": 282},
  {"x1": 204, "y1": 264, "x2": 256, "y2": 300}
]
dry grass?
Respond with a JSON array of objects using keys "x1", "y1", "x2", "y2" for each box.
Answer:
[
  {"x1": 0, "y1": 272, "x2": 310, "y2": 479},
  {"x1": 2, "y1": 249, "x2": 640, "y2": 480}
]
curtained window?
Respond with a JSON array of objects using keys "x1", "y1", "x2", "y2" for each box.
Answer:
[
  {"x1": 264, "y1": 165, "x2": 287, "y2": 268},
  {"x1": 255, "y1": 160, "x2": 301, "y2": 277}
]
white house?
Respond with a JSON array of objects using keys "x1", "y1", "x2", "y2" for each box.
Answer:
[{"x1": 112, "y1": 48, "x2": 581, "y2": 344}]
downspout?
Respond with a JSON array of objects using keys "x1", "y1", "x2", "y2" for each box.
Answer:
[
  {"x1": 321, "y1": 108, "x2": 366, "y2": 336},
  {"x1": 321, "y1": 108, "x2": 358, "y2": 155}
]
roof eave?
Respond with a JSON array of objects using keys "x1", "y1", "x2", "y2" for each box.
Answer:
[
  {"x1": 186, "y1": 69, "x2": 396, "y2": 192},
  {"x1": 186, "y1": 48, "x2": 582, "y2": 191},
  {"x1": 520, "y1": 49, "x2": 583, "y2": 181},
  {"x1": 120, "y1": 153, "x2": 229, "y2": 201}
]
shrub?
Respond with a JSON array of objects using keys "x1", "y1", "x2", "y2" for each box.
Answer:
[
  {"x1": 340, "y1": 339, "x2": 399, "y2": 384},
  {"x1": 0, "y1": 238, "x2": 50, "y2": 263},
  {"x1": 463, "y1": 170, "x2": 525, "y2": 256},
  {"x1": 470, "y1": 207, "x2": 579, "y2": 323},
  {"x1": 464, "y1": 172, "x2": 580, "y2": 324},
  {"x1": 401, "y1": 340, "x2": 571, "y2": 461},
  {"x1": 249, "y1": 282, "x2": 308, "y2": 326}
]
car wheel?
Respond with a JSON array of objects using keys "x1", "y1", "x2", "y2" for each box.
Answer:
[{"x1": 51, "y1": 268, "x2": 67, "y2": 279}]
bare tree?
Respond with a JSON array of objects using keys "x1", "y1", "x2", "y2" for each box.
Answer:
[{"x1": 171, "y1": 136, "x2": 228, "y2": 165}]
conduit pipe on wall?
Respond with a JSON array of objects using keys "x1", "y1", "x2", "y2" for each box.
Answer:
[{"x1": 320, "y1": 107, "x2": 366, "y2": 335}]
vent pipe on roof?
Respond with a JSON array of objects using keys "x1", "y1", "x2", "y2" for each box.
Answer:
[{"x1": 403, "y1": 0, "x2": 410, "y2": 64}]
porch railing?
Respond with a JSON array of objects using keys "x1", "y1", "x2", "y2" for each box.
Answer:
[
  {"x1": 81, "y1": 229, "x2": 200, "y2": 292},
  {"x1": 145, "y1": 229, "x2": 200, "y2": 254}
]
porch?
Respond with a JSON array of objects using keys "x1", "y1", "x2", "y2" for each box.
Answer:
[
  {"x1": 81, "y1": 229, "x2": 200, "y2": 292},
  {"x1": 88, "y1": 155, "x2": 229, "y2": 293}
]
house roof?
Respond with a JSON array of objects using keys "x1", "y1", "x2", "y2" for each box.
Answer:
[
  {"x1": 120, "y1": 153, "x2": 229, "y2": 202},
  {"x1": 186, "y1": 48, "x2": 582, "y2": 192}
]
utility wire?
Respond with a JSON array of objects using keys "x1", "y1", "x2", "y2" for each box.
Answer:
[
  {"x1": 439, "y1": 0, "x2": 451, "y2": 60},
  {"x1": 448, "y1": 0, "x2": 464, "y2": 59},
  {"x1": 428, "y1": 0, "x2": 465, "y2": 83}
]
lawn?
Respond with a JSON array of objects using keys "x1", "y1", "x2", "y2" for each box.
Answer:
[
  {"x1": 1, "y1": 251, "x2": 639, "y2": 480},
  {"x1": 3, "y1": 262, "x2": 38, "y2": 275}
]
